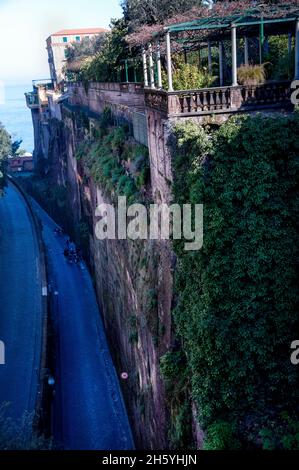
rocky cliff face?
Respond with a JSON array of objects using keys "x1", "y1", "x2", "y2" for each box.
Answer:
[
  {"x1": 79, "y1": 179, "x2": 174, "y2": 449},
  {"x1": 31, "y1": 101, "x2": 175, "y2": 449}
]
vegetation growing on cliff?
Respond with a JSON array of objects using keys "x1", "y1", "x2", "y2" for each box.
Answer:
[
  {"x1": 168, "y1": 113, "x2": 299, "y2": 449},
  {"x1": 0, "y1": 122, "x2": 11, "y2": 194},
  {"x1": 160, "y1": 350, "x2": 193, "y2": 448},
  {"x1": 0, "y1": 404, "x2": 52, "y2": 450},
  {"x1": 76, "y1": 110, "x2": 150, "y2": 204}
]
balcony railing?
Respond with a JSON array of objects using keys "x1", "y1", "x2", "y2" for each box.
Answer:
[
  {"x1": 144, "y1": 81, "x2": 293, "y2": 117},
  {"x1": 240, "y1": 81, "x2": 291, "y2": 108},
  {"x1": 173, "y1": 87, "x2": 232, "y2": 114},
  {"x1": 25, "y1": 91, "x2": 39, "y2": 109}
]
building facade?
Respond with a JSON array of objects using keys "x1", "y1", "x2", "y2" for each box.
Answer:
[
  {"x1": 7, "y1": 154, "x2": 34, "y2": 173},
  {"x1": 46, "y1": 28, "x2": 107, "y2": 84}
]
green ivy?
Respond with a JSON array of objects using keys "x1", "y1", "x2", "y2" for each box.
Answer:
[
  {"x1": 160, "y1": 350, "x2": 193, "y2": 449},
  {"x1": 76, "y1": 118, "x2": 149, "y2": 204},
  {"x1": 203, "y1": 421, "x2": 241, "y2": 450},
  {"x1": 170, "y1": 113, "x2": 299, "y2": 448}
]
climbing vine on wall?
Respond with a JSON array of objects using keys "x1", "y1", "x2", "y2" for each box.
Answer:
[
  {"x1": 75, "y1": 111, "x2": 150, "y2": 204},
  {"x1": 169, "y1": 113, "x2": 299, "y2": 449}
]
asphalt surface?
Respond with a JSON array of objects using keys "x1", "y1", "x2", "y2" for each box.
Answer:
[
  {"x1": 31, "y1": 199, "x2": 134, "y2": 450},
  {"x1": 0, "y1": 184, "x2": 42, "y2": 423}
]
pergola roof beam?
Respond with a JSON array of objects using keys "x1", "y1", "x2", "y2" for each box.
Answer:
[{"x1": 167, "y1": 16, "x2": 298, "y2": 34}]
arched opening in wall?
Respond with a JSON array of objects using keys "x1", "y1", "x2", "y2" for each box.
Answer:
[{"x1": 204, "y1": 122, "x2": 222, "y2": 132}]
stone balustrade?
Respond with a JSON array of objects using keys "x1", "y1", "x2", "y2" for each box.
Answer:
[{"x1": 145, "y1": 81, "x2": 293, "y2": 117}]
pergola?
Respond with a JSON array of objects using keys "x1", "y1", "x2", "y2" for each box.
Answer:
[{"x1": 142, "y1": 4, "x2": 299, "y2": 91}]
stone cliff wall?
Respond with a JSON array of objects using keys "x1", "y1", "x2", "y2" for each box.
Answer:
[
  {"x1": 31, "y1": 96, "x2": 175, "y2": 449},
  {"x1": 28, "y1": 81, "x2": 208, "y2": 449}
]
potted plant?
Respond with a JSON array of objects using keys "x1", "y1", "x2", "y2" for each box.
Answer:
[{"x1": 237, "y1": 64, "x2": 267, "y2": 86}]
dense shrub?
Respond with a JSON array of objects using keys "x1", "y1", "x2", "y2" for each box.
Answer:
[
  {"x1": 265, "y1": 36, "x2": 294, "y2": 80},
  {"x1": 160, "y1": 350, "x2": 193, "y2": 449},
  {"x1": 203, "y1": 421, "x2": 241, "y2": 450},
  {"x1": 78, "y1": 19, "x2": 131, "y2": 84},
  {"x1": 76, "y1": 115, "x2": 149, "y2": 204},
  {"x1": 172, "y1": 63, "x2": 215, "y2": 91},
  {"x1": 170, "y1": 113, "x2": 299, "y2": 447},
  {"x1": 0, "y1": 403, "x2": 52, "y2": 450}
]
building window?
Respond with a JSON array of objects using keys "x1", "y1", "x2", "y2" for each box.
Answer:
[
  {"x1": 76, "y1": 36, "x2": 81, "y2": 42},
  {"x1": 63, "y1": 37, "x2": 68, "y2": 43}
]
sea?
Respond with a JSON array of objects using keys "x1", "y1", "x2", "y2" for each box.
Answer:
[{"x1": 0, "y1": 83, "x2": 34, "y2": 153}]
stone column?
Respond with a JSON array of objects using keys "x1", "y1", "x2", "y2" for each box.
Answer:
[
  {"x1": 166, "y1": 31, "x2": 173, "y2": 92},
  {"x1": 148, "y1": 43, "x2": 155, "y2": 89},
  {"x1": 231, "y1": 25, "x2": 238, "y2": 86},
  {"x1": 244, "y1": 36, "x2": 249, "y2": 65},
  {"x1": 142, "y1": 49, "x2": 149, "y2": 87},
  {"x1": 219, "y1": 41, "x2": 224, "y2": 86},
  {"x1": 295, "y1": 19, "x2": 299, "y2": 80},
  {"x1": 156, "y1": 42, "x2": 163, "y2": 89}
]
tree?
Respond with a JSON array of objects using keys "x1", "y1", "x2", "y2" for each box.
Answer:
[
  {"x1": 121, "y1": 0, "x2": 205, "y2": 30},
  {"x1": 65, "y1": 34, "x2": 107, "y2": 63},
  {"x1": 0, "y1": 122, "x2": 11, "y2": 193},
  {"x1": 80, "y1": 18, "x2": 131, "y2": 83},
  {"x1": 11, "y1": 139, "x2": 23, "y2": 157},
  {"x1": 0, "y1": 403, "x2": 52, "y2": 450}
]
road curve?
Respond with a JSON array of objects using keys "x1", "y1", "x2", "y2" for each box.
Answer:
[
  {"x1": 31, "y1": 199, "x2": 134, "y2": 450},
  {"x1": 0, "y1": 184, "x2": 42, "y2": 422}
]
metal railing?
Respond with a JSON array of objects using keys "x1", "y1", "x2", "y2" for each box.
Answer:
[{"x1": 25, "y1": 91, "x2": 39, "y2": 108}]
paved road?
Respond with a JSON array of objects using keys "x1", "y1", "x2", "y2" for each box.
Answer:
[
  {"x1": 31, "y1": 200, "x2": 134, "y2": 450},
  {"x1": 0, "y1": 184, "x2": 42, "y2": 423}
]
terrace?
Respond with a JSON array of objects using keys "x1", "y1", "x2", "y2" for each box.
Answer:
[
  {"x1": 25, "y1": 79, "x2": 54, "y2": 110},
  {"x1": 140, "y1": 3, "x2": 299, "y2": 117},
  {"x1": 25, "y1": 91, "x2": 39, "y2": 109}
]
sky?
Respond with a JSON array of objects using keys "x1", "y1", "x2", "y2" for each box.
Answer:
[{"x1": 0, "y1": 0, "x2": 122, "y2": 84}]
